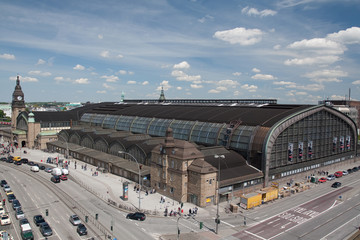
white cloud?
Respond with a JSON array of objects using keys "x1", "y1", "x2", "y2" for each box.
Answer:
[
  {"x1": 176, "y1": 86, "x2": 182, "y2": 90},
  {"x1": 241, "y1": 84, "x2": 258, "y2": 92},
  {"x1": 54, "y1": 76, "x2": 64, "y2": 81},
  {"x1": 98, "y1": 34, "x2": 103, "y2": 39},
  {"x1": 97, "y1": 90, "x2": 106, "y2": 94},
  {"x1": 36, "y1": 59, "x2": 46, "y2": 65},
  {"x1": 287, "y1": 83, "x2": 324, "y2": 92},
  {"x1": 295, "y1": 91, "x2": 307, "y2": 96},
  {"x1": 273, "y1": 81, "x2": 295, "y2": 85},
  {"x1": 157, "y1": 80, "x2": 171, "y2": 91},
  {"x1": 142, "y1": 81, "x2": 149, "y2": 85},
  {"x1": 232, "y1": 72, "x2": 242, "y2": 76},
  {"x1": 73, "y1": 64, "x2": 85, "y2": 70},
  {"x1": 28, "y1": 70, "x2": 52, "y2": 77},
  {"x1": 284, "y1": 56, "x2": 340, "y2": 66},
  {"x1": 190, "y1": 84, "x2": 203, "y2": 89},
  {"x1": 100, "y1": 50, "x2": 110, "y2": 58},
  {"x1": 327, "y1": 27, "x2": 360, "y2": 45},
  {"x1": 241, "y1": 6, "x2": 277, "y2": 17},
  {"x1": 209, "y1": 89, "x2": 221, "y2": 93},
  {"x1": 127, "y1": 80, "x2": 136, "y2": 84},
  {"x1": 303, "y1": 69, "x2": 348, "y2": 79},
  {"x1": 273, "y1": 44, "x2": 281, "y2": 50},
  {"x1": 12, "y1": 76, "x2": 38, "y2": 82},
  {"x1": 217, "y1": 79, "x2": 239, "y2": 87},
  {"x1": 213, "y1": 27, "x2": 264, "y2": 45},
  {"x1": 198, "y1": 14, "x2": 214, "y2": 23},
  {"x1": 173, "y1": 61, "x2": 190, "y2": 69},
  {"x1": 0, "y1": 53, "x2": 15, "y2": 60},
  {"x1": 252, "y1": 68, "x2": 261, "y2": 73},
  {"x1": 102, "y1": 83, "x2": 113, "y2": 89},
  {"x1": 74, "y1": 78, "x2": 89, "y2": 84},
  {"x1": 287, "y1": 38, "x2": 345, "y2": 55},
  {"x1": 171, "y1": 70, "x2": 201, "y2": 82},
  {"x1": 118, "y1": 70, "x2": 127, "y2": 75},
  {"x1": 352, "y1": 80, "x2": 360, "y2": 85},
  {"x1": 101, "y1": 75, "x2": 118, "y2": 82},
  {"x1": 251, "y1": 73, "x2": 277, "y2": 80},
  {"x1": 117, "y1": 54, "x2": 124, "y2": 58}
]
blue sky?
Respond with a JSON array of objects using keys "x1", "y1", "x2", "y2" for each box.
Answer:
[{"x1": 1, "y1": 0, "x2": 360, "y2": 104}]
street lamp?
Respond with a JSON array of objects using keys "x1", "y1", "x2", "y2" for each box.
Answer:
[
  {"x1": 214, "y1": 154, "x2": 225, "y2": 234},
  {"x1": 118, "y1": 151, "x2": 142, "y2": 211}
]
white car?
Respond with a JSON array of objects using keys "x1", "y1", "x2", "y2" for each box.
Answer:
[
  {"x1": 31, "y1": 166, "x2": 39, "y2": 172},
  {"x1": 15, "y1": 209, "x2": 25, "y2": 220},
  {"x1": 0, "y1": 206, "x2": 5, "y2": 215},
  {"x1": 342, "y1": 170, "x2": 348, "y2": 175},
  {"x1": 0, "y1": 214, "x2": 11, "y2": 225},
  {"x1": 3, "y1": 185, "x2": 11, "y2": 192}
]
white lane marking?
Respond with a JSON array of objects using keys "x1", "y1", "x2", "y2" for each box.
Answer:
[
  {"x1": 244, "y1": 230, "x2": 267, "y2": 240},
  {"x1": 320, "y1": 214, "x2": 360, "y2": 240}
]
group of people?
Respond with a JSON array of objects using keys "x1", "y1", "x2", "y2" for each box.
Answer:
[{"x1": 164, "y1": 206, "x2": 198, "y2": 217}]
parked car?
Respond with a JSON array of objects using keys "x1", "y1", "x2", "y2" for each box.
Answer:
[
  {"x1": 352, "y1": 166, "x2": 359, "y2": 172},
  {"x1": 327, "y1": 174, "x2": 335, "y2": 181},
  {"x1": 27, "y1": 161, "x2": 35, "y2": 166},
  {"x1": 69, "y1": 215, "x2": 81, "y2": 225},
  {"x1": 342, "y1": 170, "x2": 349, "y2": 175},
  {"x1": 30, "y1": 166, "x2": 39, "y2": 172},
  {"x1": 0, "y1": 157, "x2": 7, "y2": 162},
  {"x1": 6, "y1": 191, "x2": 14, "y2": 196},
  {"x1": 19, "y1": 218, "x2": 29, "y2": 227},
  {"x1": 0, "y1": 206, "x2": 5, "y2": 215},
  {"x1": 21, "y1": 158, "x2": 28, "y2": 164},
  {"x1": 39, "y1": 222, "x2": 53, "y2": 236},
  {"x1": 59, "y1": 175, "x2": 68, "y2": 181},
  {"x1": 77, "y1": 223, "x2": 87, "y2": 235},
  {"x1": 0, "y1": 213, "x2": 11, "y2": 225},
  {"x1": 347, "y1": 168, "x2": 353, "y2": 174},
  {"x1": 7, "y1": 194, "x2": 16, "y2": 202},
  {"x1": 33, "y1": 215, "x2": 45, "y2": 226},
  {"x1": 318, "y1": 177, "x2": 327, "y2": 183},
  {"x1": 331, "y1": 182, "x2": 342, "y2": 188},
  {"x1": 51, "y1": 175, "x2": 60, "y2": 183},
  {"x1": 14, "y1": 161, "x2": 22, "y2": 165},
  {"x1": 334, "y1": 171, "x2": 343, "y2": 178},
  {"x1": 3, "y1": 185, "x2": 11, "y2": 192},
  {"x1": 0, "y1": 180, "x2": 7, "y2": 187},
  {"x1": 16, "y1": 208, "x2": 25, "y2": 220},
  {"x1": 12, "y1": 199, "x2": 21, "y2": 210},
  {"x1": 126, "y1": 212, "x2": 146, "y2": 221},
  {"x1": 44, "y1": 167, "x2": 53, "y2": 173},
  {"x1": 39, "y1": 165, "x2": 46, "y2": 170}
]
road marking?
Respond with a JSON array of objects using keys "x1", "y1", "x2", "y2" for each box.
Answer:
[
  {"x1": 267, "y1": 218, "x2": 280, "y2": 225},
  {"x1": 244, "y1": 230, "x2": 267, "y2": 240},
  {"x1": 281, "y1": 222, "x2": 292, "y2": 229},
  {"x1": 320, "y1": 213, "x2": 360, "y2": 240},
  {"x1": 222, "y1": 220, "x2": 235, "y2": 228}
]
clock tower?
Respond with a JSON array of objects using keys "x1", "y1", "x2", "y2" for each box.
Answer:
[{"x1": 11, "y1": 75, "x2": 26, "y2": 129}]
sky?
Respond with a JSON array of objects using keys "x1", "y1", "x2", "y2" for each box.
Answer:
[{"x1": 1, "y1": 0, "x2": 360, "y2": 104}]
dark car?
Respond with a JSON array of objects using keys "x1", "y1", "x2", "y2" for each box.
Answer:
[
  {"x1": 21, "y1": 158, "x2": 28, "y2": 164},
  {"x1": 39, "y1": 222, "x2": 53, "y2": 236},
  {"x1": 28, "y1": 161, "x2": 35, "y2": 166},
  {"x1": 51, "y1": 175, "x2": 60, "y2": 183},
  {"x1": 126, "y1": 212, "x2": 146, "y2": 221},
  {"x1": 0, "y1": 157, "x2": 7, "y2": 162},
  {"x1": 7, "y1": 194, "x2": 16, "y2": 202},
  {"x1": 77, "y1": 223, "x2": 87, "y2": 235},
  {"x1": 19, "y1": 218, "x2": 29, "y2": 227},
  {"x1": 331, "y1": 182, "x2": 342, "y2": 188},
  {"x1": 33, "y1": 215, "x2": 45, "y2": 226},
  {"x1": 347, "y1": 168, "x2": 353, "y2": 174},
  {"x1": 39, "y1": 165, "x2": 46, "y2": 170},
  {"x1": 352, "y1": 166, "x2": 359, "y2": 172},
  {"x1": 6, "y1": 158, "x2": 13, "y2": 163},
  {"x1": 14, "y1": 161, "x2": 22, "y2": 165},
  {"x1": 0, "y1": 180, "x2": 7, "y2": 187},
  {"x1": 12, "y1": 199, "x2": 21, "y2": 210}
]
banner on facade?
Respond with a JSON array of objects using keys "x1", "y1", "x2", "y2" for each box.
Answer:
[
  {"x1": 288, "y1": 143, "x2": 293, "y2": 162},
  {"x1": 308, "y1": 141, "x2": 313, "y2": 158},
  {"x1": 298, "y1": 142, "x2": 303, "y2": 159}
]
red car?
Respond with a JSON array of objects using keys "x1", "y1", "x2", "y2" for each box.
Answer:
[
  {"x1": 318, "y1": 177, "x2": 327, "y2": 183},
  {"x1": 59, "y1": 175, "x2": 68, "y2": 181},
  {"x1": 334, "y1": 171, "x2": 343, "y2": 178}
]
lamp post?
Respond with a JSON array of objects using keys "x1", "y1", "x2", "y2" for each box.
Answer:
[
  {"x1": 118, "y1": 151, "x2": 142, "y2": 211},
  {"x1": 214, "y1": 154, "x2": 225, "y2": 234}
]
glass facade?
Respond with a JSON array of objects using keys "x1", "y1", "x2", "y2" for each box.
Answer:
[
  {"x1": 103, "y1": 115, "x2": 120, "y2": 129},
  {"x1": 148, "y1": 118, "x2": 173, "y2": 136},
  {"x1": 115, "y1": 116, "x2": 136, "y2": 131},
  {"x1": 189, "y1": 122, "x2": 225, "y2": 145},
  {"x1": 269, "y1": 110, "x2": 355, "y2": 169}
]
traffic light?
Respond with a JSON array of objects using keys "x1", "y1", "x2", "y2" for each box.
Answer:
[
  {"x1": 45, "y1": 209, "x2": 48, "y2": 216},
  {"x1": 85, "y1": 216, "x2": 88, "y2": 223},
  {"x1": 200, "y1": 222, "x2": 203, "y2": 229},
  {"x1": 95, "y1": 213, "x2": 98, "y2": 220}
]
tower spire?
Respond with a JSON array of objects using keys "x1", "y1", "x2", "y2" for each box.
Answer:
[{"x1": 159, "y1": 86, "x2": 166, "y2": 102}]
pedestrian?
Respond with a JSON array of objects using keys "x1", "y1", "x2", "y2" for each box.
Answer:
[
  {"x1": 145, "y1": 190, "x2": 148, "y2": 196},
  {"x1": 189, "y1": 208, "x2": 192, "y2": 215},
  {"x1": 2, "y1": 199, "x2": 5, "y2": 206},
  {"x1": 163, "y1": 196, "x2": 166, "y2": 203},
  {"x1": 195, "y1": 207, "x2": 198, "y2": 214}
]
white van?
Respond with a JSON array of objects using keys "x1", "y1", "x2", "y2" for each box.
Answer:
[
  {"x1": 51, "y1": 168, "x2": 62, "y2": 176},
  {"x1": 30, "y1": 166, "x2": 39, "y2": 172}
]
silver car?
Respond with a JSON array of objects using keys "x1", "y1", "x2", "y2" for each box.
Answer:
[
  {"x1": 16, "y1": 209, "x2": 25, "y2": 220},
  {"x1": 69, "y1": 215, "x2": 81, "y2": 225}
]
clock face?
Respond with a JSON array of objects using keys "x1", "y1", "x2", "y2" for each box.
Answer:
[{"x1": 17, "y1": 96, "x2": 22, "y2": 100}]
